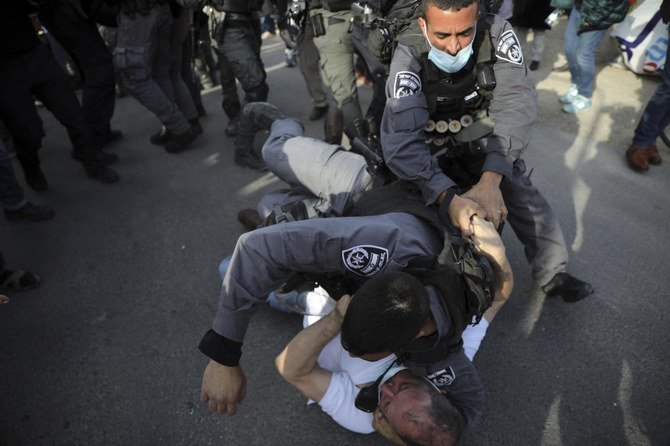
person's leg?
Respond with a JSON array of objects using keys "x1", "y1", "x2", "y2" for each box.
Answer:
[
  {"x1": 298, "y1": 16, "x2": 329, "y2": 115},
  {"x1": 532, "y1": 29, "x2": 546, "y2": 64},
  {"x1": 168, "y1": 10, "x2": 198, "y2": 121},
  {"x1": 500, "y1": 159, "x2": 568, "y2": 287},
  {"x1": 0, "y1": 140, "x2": 27, "y2": 211},
  {"x1": 219, "y1": 21, "x2": 269, "y2": 106},
  {"x1": 0, "y1": 139, "x2": 54, "y2": 221},
  {"x1": 627, "y1": 35, "x2": 670, "y2": 171},
  {"x1": 351, "y1": 23, "x2": 387, "y2": 128},
  {"x1": 311, "y1": 9, "x2": 363, "y2": 135},
  {"x1": 516, "y1": 27, "x2": 530, "y2": 55},
  {"x1": 572, "y1": 27, "x2": 607, "y2": 99},
  {"x1": 562, "y1": 8, "x2": 581, "y2": 94},
  {"x1": 114, "y1": 4, "x2": 190, "y2": 135},
  {"x1": 216, "y1": 48, "x2": 243, "y2": 135},
  {"x1": 29, "y1": 45, "x2": 102, "y2": 162},
  {"x1": 262, "y1": 118, "x2": 371, "y2": 216},
  {"x1": 0, "y1": 54, "x2": 46, "y2": 181},
  {"x1": 39, "y1": 4, "x2": 117, "y2": 146},
  {"x1": 632, "y1": 42, "x2": 670, "y2": 148},
  {"x1": 181, "y1": 22, "x2": 204, "y2": 114}
]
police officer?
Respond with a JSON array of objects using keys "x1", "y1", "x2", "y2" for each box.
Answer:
[
  {"x1": 274, "y1": 0, "x2": 330, "y2": 121},
  {"x1": 199, "y1": 205, "x2": 492, "y2": 432},
  {"x1": 0, "y1": 2, "x2": 119, "y2": 189},
  {"x1": 38, "y1": 0, "x2": 120, "y2": 149},
  {"x1": 113, "y1": 0, "x2": 197, "y2": 153},
  {"x1": 202, "y1": 0, "x2": 269, "y2": 168},
  {"x1": 308, "y1": 0, "x2": 365, "y2": 137},
  {"x1": 380, "y1": 0, "x2": 593, "y2": 302},
  {"x1": 200, "y1": 104, "x2": 513, "y2": 433}
]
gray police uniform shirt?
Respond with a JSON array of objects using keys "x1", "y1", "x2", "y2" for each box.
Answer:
[
  {"x1": 212, "y1": 212, "x2": 484, "y2": 430},
  {"x1": 380, "y1": 14, "x2": 538, "y2": 205}
]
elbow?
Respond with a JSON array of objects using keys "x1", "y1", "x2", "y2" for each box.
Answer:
[
  {"x1": 275, "y1": 350, "x2": 303, "y2": 383},
  {"x1": 275, "y1": 351, "x2": 290, "y2": 380}
]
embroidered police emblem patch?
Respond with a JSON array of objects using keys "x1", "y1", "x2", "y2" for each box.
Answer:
[
  {"x1": 342, "y1": 245, "x2": 389, "y2": 276},
  {"x1": 393, "y1": 71, "x2": 422, "y2": 98},
  {"x1": 426, "y1": 367, "x2": 456, "y2": 387},
  {"x1": 496, "y1": 29, "x2": 524, "y2": 65}
]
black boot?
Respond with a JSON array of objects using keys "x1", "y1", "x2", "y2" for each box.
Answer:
[
  {"x1": 235, "y1": 150, "x2": 268, "y2": 172},
  {"x1": 190, "y1": 118, "x2": 203, "y2": 135},
  {"x1": 71, "y1": 149, "x2": 118, "y2": 165},
  {"x1": 4, "y1": 202, "x2": 55, "y2": 221},
  {"x1": 308, "y1": 104, "x2": 329, "y2": 121},
  {"x1": 85, "y1": 164, "x2": 119, "y2": 184},
  {"x1": 243, "y1": 102, "x2": 286, "y2": 130},
  {"x1": 324, "y1": 108, "x2": 344, "y2": 145},
  {"x1": 542, "y1": 272, "x2": 594, "y2": 303},
  {"x1": 150, "y1": 126, "x2": 171, "y2": 145},
  {"x1": 164, "y1": 127, "x2": 197, "y2": 154}
]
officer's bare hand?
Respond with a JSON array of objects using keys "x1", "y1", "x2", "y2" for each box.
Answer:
[
  {"x1": 462, "y1": 172, "x2": 506, "y2": 229},
  {"x1": 447, "y1": 194, "x2": 485, "y2": 237},
  {"x1": 373, "y1": 408, "x2": 406, "y2": 445},
  {"x1": 333, "y1": 294, "x2": 352, "y2": 321},
  {"x1": 470, "y1": 216, "x2": 506, "y2": 265},
  {"x1": 200, "y1": 360, "x2": 247, "y2": 415}
]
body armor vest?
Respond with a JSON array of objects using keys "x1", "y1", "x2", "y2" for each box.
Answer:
[{"x1": 398, "y1": 16, "x2": 498, "y2": 163}]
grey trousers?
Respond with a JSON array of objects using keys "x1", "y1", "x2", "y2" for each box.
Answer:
[
  {"x1": 259, "y1": 118, "x2": 372, "y2": 218},
  {"x1": 298, "y1": 15, "x2": 328, "y2": 108},
  {"x1": 114, "y1": 4, "x2": 190, "y2": 134},
  {"x1": 501, "y1": 159, "x2": 568, "y2": 285}
]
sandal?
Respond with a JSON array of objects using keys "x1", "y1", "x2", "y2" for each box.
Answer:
[{"x1": 0, "y1": 269, "x2": 41, "y2": 291}]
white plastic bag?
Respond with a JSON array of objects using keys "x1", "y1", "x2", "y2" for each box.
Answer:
[{"x1": 612, "y1": 0, "x2": 668, "y2": 75}]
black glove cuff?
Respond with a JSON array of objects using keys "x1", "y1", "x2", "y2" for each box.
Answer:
[
  {"x1": 437, "y1": 188, "x2": 457, "y2": 225},
  {"x1": 198, "y1": 329, "x2": 243, "y2": 367}
]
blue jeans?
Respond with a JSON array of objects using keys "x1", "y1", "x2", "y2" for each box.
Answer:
[
  {"x1": 633, "y1": 26, "x2": 670, "y2": 148},
  {"x1": 563, "y1": 7, "x2": 608, "y2": 98},
  {"x1": 0, "y1": 140, "x2": 27, "y2": 211}
]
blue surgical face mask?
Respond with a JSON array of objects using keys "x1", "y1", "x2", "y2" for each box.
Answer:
[{"x1": 423, "y1": 26, "x2": 476, "y2": 73}]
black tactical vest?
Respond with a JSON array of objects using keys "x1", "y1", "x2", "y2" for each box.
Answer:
[{"x1": 397, "y1": 15, "x2": 498, "y2": 164}]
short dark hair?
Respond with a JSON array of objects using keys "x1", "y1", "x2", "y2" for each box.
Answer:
[
  {"x1": 341, "y1": 271, "x2": 430, "y2": 356},
  {"x1": 423, "y1": 0, "x2": 478, "y2": 16},
  {"x1": 399, "y1": 385, "x2": 464, "y2": 446}
]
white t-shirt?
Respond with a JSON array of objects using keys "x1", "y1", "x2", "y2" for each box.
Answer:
[
  {"x1": 310, "y1": 316, "x2": 490, "y2": 434},
  {"x1": 316, "y1": 332, "x2": 396, "y2": 434}
]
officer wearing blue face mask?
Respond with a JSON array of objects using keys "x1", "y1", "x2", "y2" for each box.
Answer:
[{"x1": 380, "y1": 0, "x2": 594, "y2": 303}]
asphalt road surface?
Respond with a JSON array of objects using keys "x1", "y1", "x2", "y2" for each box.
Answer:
[{"x1": 2, "y1": 23, "x2": 669, "y2": 446}]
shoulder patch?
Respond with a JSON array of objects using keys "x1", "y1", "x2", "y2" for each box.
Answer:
[
  {"x1": 496, "y1": 29, "x2": 524, "y2": 65},
  {"x1": 393, "y1": 71, "x2": 422, "y2": 98},
  {"x1": 426, "y1": 367, "x2": 456, "y2": 387},
  {"x1": 342, "y1": 245, "x2": 388, "y2": 276}
]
